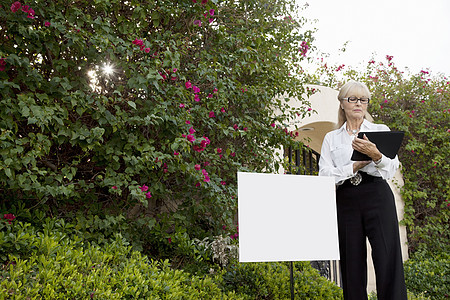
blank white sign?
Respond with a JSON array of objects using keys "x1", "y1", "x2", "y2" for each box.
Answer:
[{"x1": 238, "y1": 172, "x2": 339, "y2": 262}]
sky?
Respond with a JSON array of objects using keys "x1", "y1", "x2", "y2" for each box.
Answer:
[{"x1": 297, "y1": 0, "x2": 450, "y2": 76}]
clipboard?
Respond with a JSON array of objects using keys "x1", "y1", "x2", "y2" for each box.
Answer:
[{"x1": 351, "y1": 131, "x2": 404, "y2": 161}]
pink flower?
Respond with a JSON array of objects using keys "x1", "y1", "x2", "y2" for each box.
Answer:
[
  {"x1": 145, "y1": 191, "x2": 152, "y2": 198},
  {"x1": 144, "y1": 47, "x2": 150, "y2": 53},
  {"x1": 207, "y1": 93, "x2": 213, "y2": 98},
  {"x1": 270, "y1": 123, "x2": 275, "y2": 127},
  {"x1": 386, "y1": 55, "x2": 393, "y2": 61},
  {"x1": 186, "y1": 120, "x2": 191, "y2": 124},
  {"x1": 140, "y1": 185, "x2": 149, "y2": 192},
  {"x1": 243, "y1": 127, "x2": 248, "y2": 131},
  {"x1": 44, "y1": 21, "x2": 51, "y2": 27},
  {"x1": 185, "y1": 81, "x2": 192, "y2": 89},
  {"x1": 368, "y1": 60, "x2": 375, "y2": 64},
  {"x1": 307, "y1": 108, "x2": 312, "y2": 111},
  {"x1": 179, "y1": 103, "x2": 185, "y2": 108},
  {"x1": 193, "y1": 86, "x2": 200, "y2": 93},
  {"x1": 187, "y1": 134, "x2": 195, "y2": 142},
  {"x1": 202, "y1": 136, "x2": 210, "y2": 145},
  {"x1": 299, "y1": 41, "x2": 309, "y2": 56},
  {"x1": 213, "y1": 88, "x2": 218, "y2": 93},
  {"x1": 219, "y1": 154, "x2": 223, "y2": 159},
  {"x1": 173, "y1": 68, "x2": 178, "y2": 72},
  {"x1": 216, "y1": 148, "x2": 222, "y2": 153},
  {"x1": 3, "y1": 214, "x2": 16, "y2": 224},
  {"x1": 384, "y1": 99, "x2": 388, "y2": 103},
  {"x1": 193, "y1": 145, "x2": 204, "y2": 152},
  {"x1": 194, "y1": 94, "x2": 200, "y2": 102},
  {"x1": 209, "y1": 18, "x2": 214, "y2": 23},
  {"x1": 182, "y1": 134, "x2": 186, "y2": 138},
  {"x1": 112, "y1": 186, "x2": 118, "y2": 190},
  {"x1": 230, "y1": 152, "x2": 236, "y2": 157},
  {"x1": 194, "y1": 164, "x2": 201, "y2": 170},
  {"x1": 168, "y1": 237, "x2": 172, "y2": 243},
  {"x1": 174, "y1": 151, "x2": 180, "y2": 155},
  {"x1": 209, "y1": 9, "x2": 215, "y2": 16},
  {"x1": 233, "y1": 124, "x2": 239, "y2": 130},
  {"x1": 209, "y1": 111, "x2": 215, "y2": 118},
  {"x1": 0, "y1": 58, "x2": 6, "y2": 72},
  {"x1": 27, "y1": 8, "x2": 35, "y2": 19},
  {"x1": 195, "y1": 182, "x2": 201, "y2": 187},
  {"x1": 11, "y1": 1, "x2": 21, "y2": 12},
  {"x1": 132, "y1": 39, "x2": 144, "y2": 46},
  {"x1": 189, "y1": 127, "x2": 196, "y2": 134},
  {"x1": 203, "y1": 175, "x2": 210, "y2": 182},
  {"x1": 21, "y1": 4, "x2": 29, "y2": 12},
  {"x1": 204, "y1": 161, "x2": 210, "y2": 166},
  {"x1": 201, "y1": 0, "x2": 208, "y2": 4},
  {"x1": 221, "y1": 181, "x2": 226, "y2": 185},
  {"x1": 194, "y1": 20, "x2": 202, "y2": 27}
]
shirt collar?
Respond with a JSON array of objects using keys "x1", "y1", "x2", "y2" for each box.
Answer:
[{"x1": 340, "y1": 119, "x2": 371, "y2": 134}]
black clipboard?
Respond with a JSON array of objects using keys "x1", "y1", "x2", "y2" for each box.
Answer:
[{"x1": 351, "y1": 131, "x2": 404, "y2": 161}]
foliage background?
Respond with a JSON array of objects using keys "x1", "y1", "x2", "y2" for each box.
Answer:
[{"x1": 0, "y1": 0, "x2": 314, "y2": 240}]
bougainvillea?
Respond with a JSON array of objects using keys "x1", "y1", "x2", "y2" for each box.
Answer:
[{"x1": 0, "y1": 0, "x2": 313, "y2": 237}]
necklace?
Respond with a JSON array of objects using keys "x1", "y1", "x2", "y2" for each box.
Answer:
[{"x1": 346, "y1": 127, "x2": 360, "y2": 139}]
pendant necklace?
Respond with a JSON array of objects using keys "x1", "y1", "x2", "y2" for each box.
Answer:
[{"x1": 347, "y1": 127, "x2": 360, "y2": 139}]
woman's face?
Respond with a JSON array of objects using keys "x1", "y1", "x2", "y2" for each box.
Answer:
[{"x1": 340, "y1": 89, "x2": 369, "y2": 121}]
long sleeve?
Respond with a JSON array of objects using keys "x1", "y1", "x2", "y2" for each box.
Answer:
[{"x1": 319, "y1": 132, "x2": 355, "y2": 185}]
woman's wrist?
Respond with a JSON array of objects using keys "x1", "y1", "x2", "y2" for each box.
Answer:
[{"x1": 373, "y1": 155, "x2": 382, "y2": 165}]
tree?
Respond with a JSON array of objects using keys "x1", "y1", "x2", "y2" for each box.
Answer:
[{"x1": 0, "y1": 0, "x2": 313, "y2": 238}]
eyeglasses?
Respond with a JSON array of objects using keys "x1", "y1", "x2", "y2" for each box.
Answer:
[{"x1": 343, "y1": 97, "x2": 370, "y2": 104}]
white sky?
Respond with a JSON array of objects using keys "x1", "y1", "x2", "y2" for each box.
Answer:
[{"x1": 297, "y1": 0, "x2": 450, "y2": 76}]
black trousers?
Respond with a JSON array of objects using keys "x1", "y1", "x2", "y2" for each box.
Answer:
[{"x1": 336, "y1": 179, "x2": 407, "y2": 300}]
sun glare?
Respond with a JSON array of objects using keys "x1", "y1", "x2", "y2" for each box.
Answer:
[{"x1": 102, "y1": 63, "x2": 114, "y2": 75}]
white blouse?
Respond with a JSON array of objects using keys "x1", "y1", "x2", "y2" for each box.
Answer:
[{"x1": 319, "y1": 119, "x2": 400, "y2": 185}]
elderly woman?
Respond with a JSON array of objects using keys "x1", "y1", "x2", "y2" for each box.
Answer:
[{"x1": 319, "y1": 80, "x2": 407, "y2": 300}]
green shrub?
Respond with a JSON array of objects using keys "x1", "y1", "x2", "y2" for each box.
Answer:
[
  {"x1": 0, "y1": 219, "x2": 242, "y2": 299},
  {"x1": 1, "y1": 218, "x2": 346, "y2": 299},
  {"x1": 404, "y1": 251, "x2": 450, "y2": 300},
  {"x1": 369, "y1": 291, "x2": 430, "y2": 300},
  {"x1": 221, "y1": 261, "x2": 343, "y2": 299}
]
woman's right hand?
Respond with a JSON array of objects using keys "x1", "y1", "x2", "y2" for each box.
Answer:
[{"x1": 353, "y1": 160, "x2": 371, "y2": 173}]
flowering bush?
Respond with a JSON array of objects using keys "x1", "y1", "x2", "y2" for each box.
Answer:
[{"x1": 0, "y1": 0, "x2": 313, "y2": 240}]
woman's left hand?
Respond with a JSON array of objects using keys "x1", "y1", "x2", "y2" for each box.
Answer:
[{"x1": 352, "y1": 134, "x2": 382, "y2": 161}]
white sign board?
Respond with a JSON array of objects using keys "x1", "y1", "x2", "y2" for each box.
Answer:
[{"x1": 238, "y1": 172, "x2": 339, "y2": 262}]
